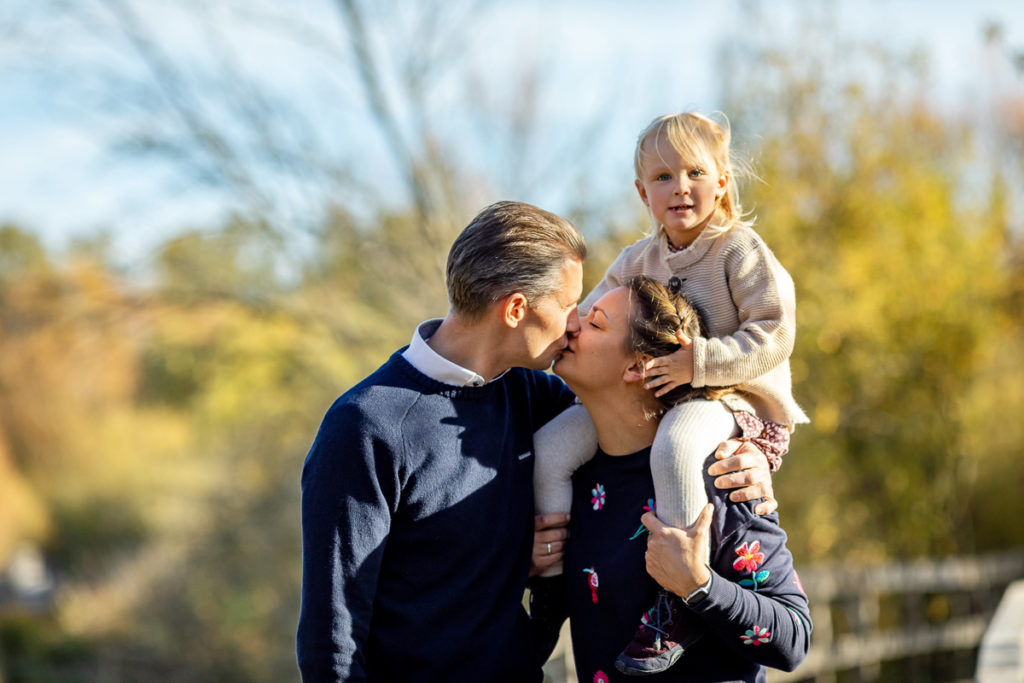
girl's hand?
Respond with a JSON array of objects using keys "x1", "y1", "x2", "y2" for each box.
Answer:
[
  {"x1": 642, "y1": 504, "x2": 714, "y2": 597},
  {"x1": 642, "y1": 330, "x2": 694, "y2": 397}
]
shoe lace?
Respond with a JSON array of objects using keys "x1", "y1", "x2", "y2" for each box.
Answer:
[{"x1": 641, "y1": 590, "x2": 674, "y2": 639}]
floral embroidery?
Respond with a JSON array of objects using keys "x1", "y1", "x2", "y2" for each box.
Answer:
[
  {"x1": 733, "y1": 541, "x2": 764, "y2": 572},
  {"x1": 629, "y1": 498, "x2": 657, "y2": 540},
  {"x1": 740, "y1": 625, "x2": 772, "y2": 646},
  {"x1": 583, "y1": 567, "x2": 599, "y2": 603},
  {"x1": 593, "y1": 671, "x2": 610, "y2": 683},
  {"x1": 591, "y1": 483, "x2": 606, "y2": 510},
  {"x1": 734, "y1": 540, "x2": 770, "y2": 590}
]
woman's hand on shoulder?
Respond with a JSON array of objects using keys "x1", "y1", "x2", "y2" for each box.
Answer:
[{"x1": 708, "y1": 439, "x2": 777, "y2": 515}]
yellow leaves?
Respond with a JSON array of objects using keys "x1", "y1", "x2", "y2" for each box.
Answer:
[
  {"x1": 0, "y1": 435, "x2": 49, "y2": 566},
  {"x1": 816, "y1": 329, "x2": 841, "y2": 354},
  {"x1": 723, "y1": 32, "x2": 1024, "y2": 562},
  {"x1": 813, "y1": 401, "x2": 839, "y2": 435}
]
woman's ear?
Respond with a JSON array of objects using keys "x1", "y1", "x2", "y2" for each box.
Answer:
[
  {"x1": 623, "y1": 355, "x2": 650, "y2": 384},
  {"x1": 501, "y1": 293, "x2": 528, "y2": 328}
]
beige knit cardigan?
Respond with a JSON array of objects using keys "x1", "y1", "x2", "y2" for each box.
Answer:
[{"x1": 581, "y1": 225, "x2": 810, "y2": 427}]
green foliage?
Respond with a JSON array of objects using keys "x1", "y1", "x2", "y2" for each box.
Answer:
[
  {"x1": 0, "y1": 614, "x2": 94, "y2": 683},
  {"x1": 45, "y1": 496, "x2": 149, "y2": 580}
]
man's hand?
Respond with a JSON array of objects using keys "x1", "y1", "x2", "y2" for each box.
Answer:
[
  {"x1": 708, "y1": 439, "x2": 777, "y2": 515},
  {"x1": 643, "y1": 505, "x2": 713, "y2": 597},
  {"x1": 530, "y1": 513, "x2": 569, "y2": 577}
]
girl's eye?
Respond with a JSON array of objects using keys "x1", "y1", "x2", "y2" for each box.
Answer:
[
  {"x1": 689, "y1": 169, "x2": 705, "y2": 178},
  {"x1": 589, "y1": 322, "x2": 600, "y2": 329},
  {"x1": 656, "y1": 173, "x2": 671, "y2": 181}
]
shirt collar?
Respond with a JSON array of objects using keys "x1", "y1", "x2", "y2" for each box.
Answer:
[{"x1": 402, "y1": 318, "x2": 505, "y2": 387}]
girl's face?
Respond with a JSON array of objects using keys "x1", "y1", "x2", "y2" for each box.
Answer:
[
  {"x1": 552, "y1": 287, "x2": 633, "y2": 393},
  {"x1": 635, "y1": 136, "x2": 729, "y2": 249}
]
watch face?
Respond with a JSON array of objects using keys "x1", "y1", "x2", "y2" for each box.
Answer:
[
  {"x1": 684, "y1": 587, "x2": 708, "y2": 606},
  {"x1": 684, "y1": 572, "x2": 712, "y2": 605}
]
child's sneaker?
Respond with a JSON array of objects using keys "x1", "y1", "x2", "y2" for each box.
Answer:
[{"x1": 614, "y1": 589, "x2": 704, "y2": 676}]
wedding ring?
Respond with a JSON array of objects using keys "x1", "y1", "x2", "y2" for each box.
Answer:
[{"x1": 546, "y1": 542, "x2": 552, "y2": 555}]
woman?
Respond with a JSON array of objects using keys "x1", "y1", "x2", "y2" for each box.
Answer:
[{"x1": 532, "y1": 276, "x2": 810, "y2": 682}]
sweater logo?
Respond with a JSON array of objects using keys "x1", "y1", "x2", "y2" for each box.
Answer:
[{"x1": 518, "y1": 451, "x2": 532, "y2": 461}]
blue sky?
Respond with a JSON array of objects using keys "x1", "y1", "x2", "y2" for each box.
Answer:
[{"x1": 1, "y1": 0, "x2": 1021, "y2": 260}]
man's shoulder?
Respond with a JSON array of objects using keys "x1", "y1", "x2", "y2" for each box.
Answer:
[
  {"x1": 304, "y1": 353, "x2": 422, "y2": 477},
  {"x1": 324, "y1": 352, "x2": 425, "y2": 427}
]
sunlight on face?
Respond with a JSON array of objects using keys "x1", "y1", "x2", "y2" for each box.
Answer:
[
  {"x1": 518, "y1": 258, "x2": 583, "y2": 370},
  {"x1": 635, "y1": 136, "x2": 727, "y2": 249},
  {"x1": 552, "y1": 286, "x2": 633, "y2": 393}
]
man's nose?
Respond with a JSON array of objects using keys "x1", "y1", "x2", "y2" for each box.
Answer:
[{"x1": 565, "y1": 306, "x2": 581, "y2": 335}]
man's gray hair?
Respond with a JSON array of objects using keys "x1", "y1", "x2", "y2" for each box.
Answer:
[{"x1": 446, "y1": 201, "x2": 587, "y2": 317}]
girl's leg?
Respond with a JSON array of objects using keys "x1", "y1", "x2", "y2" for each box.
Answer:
[
  {"x1": 532, "y1": 403, "x2": 598, "y2": 577},
  {"x1": 651, "y1": 399, "x2": 739, "y2": 529},
  {"x1": 617, "y1": 400, "x2": 738, "y2": 675}
]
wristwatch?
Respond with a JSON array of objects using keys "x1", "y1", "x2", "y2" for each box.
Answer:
[{"x1": 683, "y1": 566, "x2": 713, "y2": 606}]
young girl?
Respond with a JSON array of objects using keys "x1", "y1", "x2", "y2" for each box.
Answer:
[{"x1": 533, "y1": 112, "x2": 808, "y2": 674}]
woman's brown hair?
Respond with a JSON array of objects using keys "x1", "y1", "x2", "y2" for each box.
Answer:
[{"x1": 625, "y1": 275, "x2": 731, "y2": 411}]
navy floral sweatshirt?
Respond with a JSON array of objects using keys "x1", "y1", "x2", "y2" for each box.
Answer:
[{"x1": 562, "y1": 446, "x2": 811, "y2": 683}]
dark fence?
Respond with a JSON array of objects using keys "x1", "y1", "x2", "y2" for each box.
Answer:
[
  {"x1": 542, "y1": 551, "x2": 1024, "y2": 683},
  {"x1": 769, "y1": 551, "x2": 1024, "y2": 682}
]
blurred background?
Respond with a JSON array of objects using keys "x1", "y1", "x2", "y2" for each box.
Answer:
[{"x1": 1, "y1": 0, "x2": 1022, "y2": 681}]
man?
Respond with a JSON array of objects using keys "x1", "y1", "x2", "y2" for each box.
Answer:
[{"x1": 297, "y1": 201, "x2": 774, "y2": 682}]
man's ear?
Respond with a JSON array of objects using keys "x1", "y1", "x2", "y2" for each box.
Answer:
[
  {"x1": 623, "y1": 355, "x2": 650, "y2": 384},
  {"x1": 501, "y1": 293, "x2": 529, "y2": 328}
]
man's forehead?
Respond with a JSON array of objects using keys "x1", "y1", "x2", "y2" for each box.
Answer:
[{"x1": 561, "y1": 258, "x2": 584, "y2": 302}]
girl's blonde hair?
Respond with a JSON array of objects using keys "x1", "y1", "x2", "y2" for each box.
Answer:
[{"x1": 633, "y1": 112, "x2": 754, "y2": 236}]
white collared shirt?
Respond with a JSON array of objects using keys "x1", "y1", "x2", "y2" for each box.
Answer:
[{"x1": 402, "y1": 318, "x2": 503, "y2": 387}]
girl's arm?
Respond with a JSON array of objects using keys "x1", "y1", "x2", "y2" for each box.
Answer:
[{"x1": 693, "y1": 243, "x2": 797, "y2": 389}]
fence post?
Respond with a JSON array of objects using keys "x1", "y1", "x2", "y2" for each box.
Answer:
[{"x1": 976, "y1": 579, "x2": 1024, "y2": 682}]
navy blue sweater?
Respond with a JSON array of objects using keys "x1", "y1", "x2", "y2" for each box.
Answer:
[
  {"x1": 565, "y1": 447, "x2": 811, "y2": 682},
  {"x1": 297, "y1": 351, "x2": 575, "y2": 682}
]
